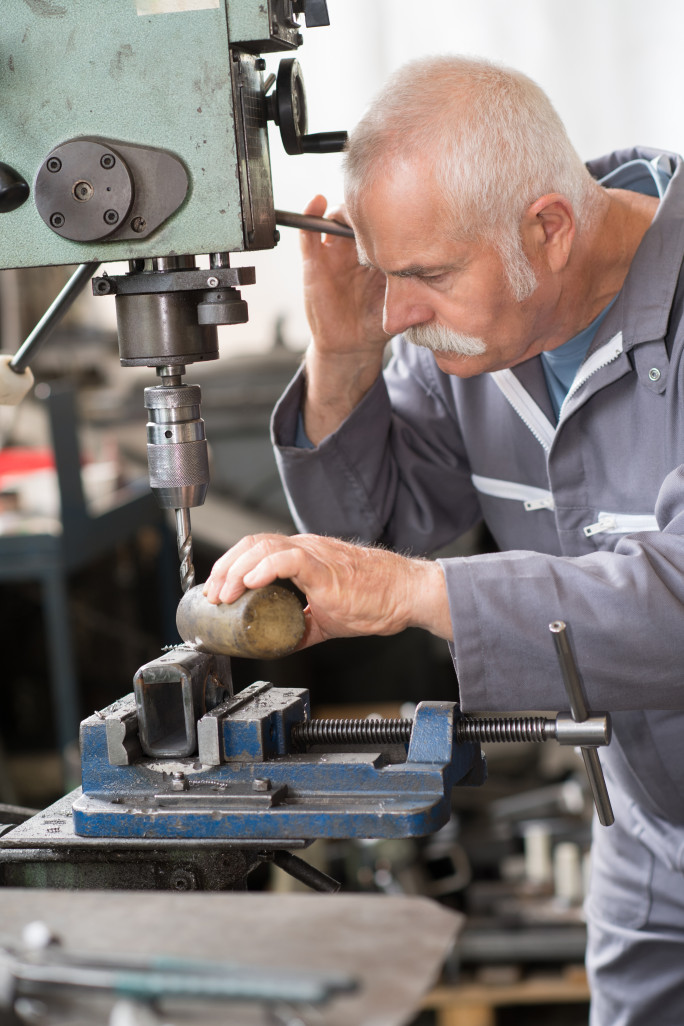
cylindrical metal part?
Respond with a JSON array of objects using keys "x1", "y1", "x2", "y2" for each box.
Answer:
[
  {"x1": 177, "y1": 584, "x2": 306, "y2": 659},
  {"x1": 197, "y1": 289, "x2": 249, "y2": 326},
  {"x1": 116, "y1": 291, "x2": 219, "y2": 366},
  {"x1": 10, "y1": 262, "x2": 100, "y2": 374},
  {"x1": 554, "y1": 713, "x2": 612, "y2": 747},
  {"x1": 144, "y1": 383, "x2": 209, "y2": 509},
  {"x1": 549, "y1": 620, "x2": 589, "y2": 722},
  {"x1": 275, "y1": 209, "x2": 354, "y2": 239},
  {"x1": 272, "y1": 850, "x2": 341, "y2": 893},
  {"x1": 581, "y1": 748, "x2": 615, "y2": 827}
]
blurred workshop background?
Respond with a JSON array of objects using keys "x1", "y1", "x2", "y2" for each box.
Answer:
[{"x1": 1, "y1": 3, "x2": 682, "y2": 1024}]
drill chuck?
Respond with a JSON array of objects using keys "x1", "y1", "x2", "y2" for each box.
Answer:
[{"x1": 144, "y1": 382, "x2": 209, "y2": 509}]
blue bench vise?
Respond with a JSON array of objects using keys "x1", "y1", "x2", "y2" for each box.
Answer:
[{"x1": 72, "y1": 645, "x2": 485, "y2": 843}]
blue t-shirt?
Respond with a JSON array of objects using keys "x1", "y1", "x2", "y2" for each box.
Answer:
[{"x1": 540, "y1": 300, "x2": 615, "y2": 418}]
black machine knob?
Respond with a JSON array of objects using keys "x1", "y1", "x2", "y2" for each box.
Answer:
[
  {"x1": 292, "y1": 0, "x2": 330, "y2": 27},
  {"x1": 0, "y1": 162, "x2": 29, "y2": 213},
  {"x1": 267, "y1": 58, "x2": 347, "y2": 156}
]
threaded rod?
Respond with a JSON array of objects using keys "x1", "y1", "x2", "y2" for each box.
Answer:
[
  {"x1": 291, "y1": 718, "x2": 413, "y2": 748},
  {"x1": 455, "y1": 716, "x2": 554, "y2": 744},
  {"x1": 291, "y1": 715, "x2": 557, "y2": 749}
]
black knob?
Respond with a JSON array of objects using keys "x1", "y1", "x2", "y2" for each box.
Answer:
[
  {"x1": 0, "y1": 162, "x2": 29, "y2": 213},
  {"x1": 301, "y1": 131, "x2": 348, "y2": 154},
  {"x1": 293, "y1": 0, "x2": 330, "y2": 27},
  {"x1": 267, "y1": 60, "x2": 347, "y2": 156}
]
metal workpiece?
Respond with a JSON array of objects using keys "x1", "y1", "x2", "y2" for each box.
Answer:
[
  {"x1": 132, "y1": 648, "x2": 233, "y2": 759},
  {"x1": 176, "y1": 582, "x2": 307, "y2": 659}
]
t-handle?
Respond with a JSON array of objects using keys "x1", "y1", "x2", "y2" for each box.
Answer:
[{"x1": 550, "y1": 621, "x2": 615, "y2": 827}]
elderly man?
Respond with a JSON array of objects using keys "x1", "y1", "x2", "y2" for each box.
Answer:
[{"x1": 205, "y1": 57, "x2": 684, "y2": 1024}]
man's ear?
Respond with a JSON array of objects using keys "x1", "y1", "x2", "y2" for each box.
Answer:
[{"x1": 522, "y1": 193, "x2": 575, "y2": 273}]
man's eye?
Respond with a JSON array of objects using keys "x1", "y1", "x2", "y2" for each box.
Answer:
[{"x1": 420, "y1": 273, "x2": 447, "y2": 285}]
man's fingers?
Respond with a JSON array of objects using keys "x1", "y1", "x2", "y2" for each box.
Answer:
[
  {"x1": 303, "y1": 194, "x2": 327, "y2": 217},
  {"x1": 240, "y1": 547, "x2": 310, "y2": 596},
  {"x1": 203, "y1": 533, "x2": 285, "y2": 603},
  {"x1": 300, "y1": 194, "x2": 328, "y2": 259}
]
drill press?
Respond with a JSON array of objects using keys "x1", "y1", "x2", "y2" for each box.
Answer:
[
  {"x1": 0, "y1": 0, "x2": 346, "y2": 592},
  {"x1": 0, "y1": 2, "x2": 614, "y2": 892}
]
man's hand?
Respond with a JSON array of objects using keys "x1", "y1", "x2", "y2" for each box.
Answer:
[
  {"x1": 203, "y1": 533, "x2": 453, "y2": 648},
  {"x1": 300, "y1": 196, "x2": 390, "y2": 444},
  {"x1": 301, "y1": 195, "x2": 388, "y2": 356}
]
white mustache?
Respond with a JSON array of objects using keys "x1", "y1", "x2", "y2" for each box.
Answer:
[{"x1": 404, "y1": 321, "x2": 487, "y2": 357}]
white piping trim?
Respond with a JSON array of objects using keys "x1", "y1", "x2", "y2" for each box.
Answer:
[
  {"x1": 583, "y1": 512, "x2": 659, "y2": 537},
  {"x1": 472, "y1": 474, "x2": 555, "y2": 511},
  {"x1": 490, "y1": 370, "x2": 556, "y2": 452}
]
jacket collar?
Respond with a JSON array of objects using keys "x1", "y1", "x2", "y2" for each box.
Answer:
[{"x1": 585, "y1": 147, "x2": 684, "y2": 356}]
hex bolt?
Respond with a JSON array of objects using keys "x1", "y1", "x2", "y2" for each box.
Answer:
[
  {"x1": 46, "y1": 158, "x2": 62, "y2": 174},
  {"x1": 49, "y1": 212, "x2": 65, "y2": 228},
  {"x1": 206, "y1": 276, "x2": 219, "y2": 288},
  {"x1": 252, "y1": 778, "x2": 271, "y2": 792},
  {"x1": 130, "y1": 216, "x2": 146, "y2": 234},
  {"x1": 171, "y1": 771, "x2": 189, "y2": 792},
  {"x1": 100, "y1": 153, "x2": 116, "y2": 169},
  {"x1": 103, "y1": 209, "x2": 119, "y2": 225}
]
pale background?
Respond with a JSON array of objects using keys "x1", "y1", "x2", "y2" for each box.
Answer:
[{"x1": 89, "y1": 0, "x2": 684, "y2": 354}]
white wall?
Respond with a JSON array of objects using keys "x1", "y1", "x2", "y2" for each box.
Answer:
[{"x1": 89, "y1": 0, "x2": 684, "y2": 354}]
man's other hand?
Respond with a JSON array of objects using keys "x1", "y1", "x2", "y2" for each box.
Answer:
[
  {"x1": 301, "y1": 195, "x2": 388, "y2": 357},
  {"x1": 300, "y1": 196, "x2": 390, "y2": 445},
  {"x1": 203, "y1": 533, "x2": 453, "y2": 648}
]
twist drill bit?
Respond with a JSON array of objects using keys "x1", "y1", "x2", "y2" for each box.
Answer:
[{"x1": 175, "y1": 507, "x2": 196, "y2": 593}]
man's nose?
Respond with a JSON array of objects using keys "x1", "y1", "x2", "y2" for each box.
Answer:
[{"x1": 382, "y1": 278, "x2": 434, "y2": 337}]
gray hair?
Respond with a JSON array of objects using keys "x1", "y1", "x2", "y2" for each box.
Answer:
[{"x1": 344, "y1": 56, "x2": 601, "y2": 300}]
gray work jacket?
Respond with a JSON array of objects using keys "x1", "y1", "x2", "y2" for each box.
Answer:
[{"x1": 272, "y1": 148, "x2": 684, "y2": 830}]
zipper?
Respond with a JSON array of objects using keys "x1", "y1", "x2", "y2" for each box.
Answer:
[
  {"x1": 491, "y1": 332, "x2": 625, "y2": 450},
  {"x1": 489, "y1": 370, "x2": 556, "y2": 452},
  {"x1": 472, "y1": 474, "x2": 555, "y2": 511},
  {"x1": 559, "y1": 331, "x2": 624, "y2": 421},
  {"x1": 583, "y1": 511, "x2": 659, "y2": 537}
]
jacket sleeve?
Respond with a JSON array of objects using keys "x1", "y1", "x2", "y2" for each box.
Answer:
[
  {"x1": 271, "y1": 338, "x2": 482, "y2": 555},
  {"x1": 442, "y1": 465, "x2": 684, "y2": 713}
]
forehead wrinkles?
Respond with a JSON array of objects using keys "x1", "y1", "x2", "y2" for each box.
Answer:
[{"x1": 349, "y1": 164, "x2": 449, "y2": 264}]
